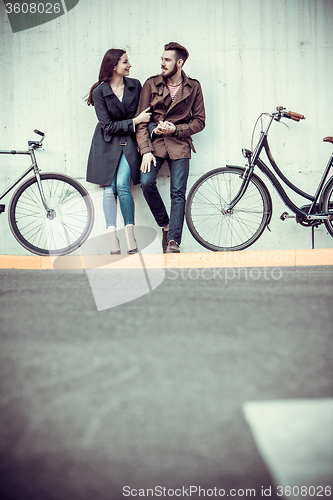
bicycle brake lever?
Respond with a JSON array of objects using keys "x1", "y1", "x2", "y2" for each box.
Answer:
[{"x1": 276, "y1": 117, "x2": 289, "y2": 129}]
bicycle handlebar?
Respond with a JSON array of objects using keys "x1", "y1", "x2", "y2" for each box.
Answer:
[
  {"x1": 30, "y1": 129, "x2": 45, "y2": 147},
  {"x1": 34, "y1": 129, "x2": 45, "y2": 137},
  {"x1": 287, "y1": 111, "x2": 305, "y2": 121}
]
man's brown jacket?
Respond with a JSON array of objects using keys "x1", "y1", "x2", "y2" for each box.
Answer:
[{"x1": 136, "y1": 71, "x2": 205, "y2": 159}]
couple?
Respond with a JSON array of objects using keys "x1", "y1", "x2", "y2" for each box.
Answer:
[{"x1": 86, "y1": 42, "x2": 205, "y2": 254}]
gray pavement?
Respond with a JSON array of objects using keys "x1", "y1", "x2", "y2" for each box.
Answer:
[{"x1": 0, "y1": 266, "x2": 332, "y2": 500}]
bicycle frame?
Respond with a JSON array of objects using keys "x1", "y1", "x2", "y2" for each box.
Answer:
[
  {"x1": 228, "y1": 114, "x2": 333, "y2": 220},
  {"x1": 0, "y1": 146, "x2": 51, "y2": 212}
]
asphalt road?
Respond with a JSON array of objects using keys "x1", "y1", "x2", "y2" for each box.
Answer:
[{"x1": 0, "y1": 266, "x2": 332, "y2": 500}]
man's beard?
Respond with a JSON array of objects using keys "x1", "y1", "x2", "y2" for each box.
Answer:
[{"x1": 162, "y1": 62, "x2": 178, "y2": 79}]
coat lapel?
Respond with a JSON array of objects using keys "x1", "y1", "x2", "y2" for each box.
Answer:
[
  {"x1": 102, "y1": 82, "x2": 123, "y2": 116},
  {"x1": 153, "y1": 74, "x2": 172, "y2": 109},
  {"x1": 167, "y1": 84, "x2": 191, "y2": 112},
  {"x1": 122, "y1": 79, "x2": 136, "y2": 114},
  {"x1": 102, "y1": 81, "x2": 136, "y2": 117},
  {"x1": 166, "y1": 71, "x2": 192, "y2": 114},
  {"x1": 162, "y1": 84, "x2": 172, "y2": 108}
]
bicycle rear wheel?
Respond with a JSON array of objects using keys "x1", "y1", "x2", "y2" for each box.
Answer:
[
  {"x1": 185, "y1": 167, "x2": 271, "y2": 251},
  {"x1": 9, "y1": 173, "x2": 94, "y2": 256}
]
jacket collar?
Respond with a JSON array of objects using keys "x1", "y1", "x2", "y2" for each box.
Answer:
[
  {"x1": 163, "y1": 71, "x2": 192, "y2": 115},
  {"x1": 101, "y1": 77, "x2": 136, "y2": 97},
  {"x1": 101, "y1": 78, "x2": 136, "y2": 116}
]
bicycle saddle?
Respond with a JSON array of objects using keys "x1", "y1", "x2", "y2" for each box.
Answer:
[{"x1": 323, "y1": 137, "x2": 333, "y2": 143}]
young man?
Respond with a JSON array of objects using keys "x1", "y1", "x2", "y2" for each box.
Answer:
[{"x1": 136, "y1": 42, "x2": 205, "y2": 253}]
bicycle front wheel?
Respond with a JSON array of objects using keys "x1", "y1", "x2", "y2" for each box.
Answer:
[
  {"x1": 9, "y1": 173, "x2": 94, "y2": 256},
  {"x1": 185, "y1": 167, "x2": 271, "y2": 251}
]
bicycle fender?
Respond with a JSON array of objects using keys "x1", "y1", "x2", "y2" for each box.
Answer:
[{"x1": 319, "y1": 175, "x2": 333, "y2": 207}]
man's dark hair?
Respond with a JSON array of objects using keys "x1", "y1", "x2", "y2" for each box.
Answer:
[{"x1": 164, "y1": 42, "x2": 189, "y2": 65}]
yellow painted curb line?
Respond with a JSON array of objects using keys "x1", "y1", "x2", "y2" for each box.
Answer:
[{"x1": 0, "y1": 248, "x2": 333, "y2": 269}]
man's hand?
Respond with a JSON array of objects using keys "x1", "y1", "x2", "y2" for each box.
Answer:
[
  {"x1": 154, "y1": 121, "x2": 177, "y2": 135},
  {"x1": 140, "y1": 152, "x2": 156, "y2": 173}
]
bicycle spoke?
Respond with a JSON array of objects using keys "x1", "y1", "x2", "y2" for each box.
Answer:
[{"x1": 186, "y1": 168, "x2": 270, "y2": 251}]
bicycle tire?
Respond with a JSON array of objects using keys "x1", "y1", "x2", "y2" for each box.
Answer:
[
  {"x1": 185, "y1": 167, "x2": 271, "y2": 251},
  {"x1": 9, "y1": 173, "x2": 94, "y2": 256},
  {"x1": 322, "y1": 176, "x2": 333, "y2": 238}
]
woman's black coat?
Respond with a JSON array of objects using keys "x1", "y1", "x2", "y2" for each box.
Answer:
[{"x1": 86, "y1": 77, "x2": 142, "y2": 186}]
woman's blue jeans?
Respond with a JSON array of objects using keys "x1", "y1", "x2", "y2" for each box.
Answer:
[
  {"x1": 140, "y1": 156, "x2": 190, "y2": 244},
  {"x1": 103, "y1": 153, "x2": 134, "y2": 227}
]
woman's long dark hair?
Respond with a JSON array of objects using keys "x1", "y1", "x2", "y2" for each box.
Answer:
[{"x1": 86, "y1": 48, "x2": 126, "y2": 106}]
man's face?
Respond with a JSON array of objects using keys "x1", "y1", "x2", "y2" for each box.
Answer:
[{"x1": 161, "y1": 50, "x2": 179, "y2": 78}]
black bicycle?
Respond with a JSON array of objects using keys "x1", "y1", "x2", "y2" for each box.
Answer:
[
  {"x1": 0, "y1": 130, "x2": 94, "y2": 256},
  {"x1": 185, "y1": 106, "x2": 333, "y2": 251}
]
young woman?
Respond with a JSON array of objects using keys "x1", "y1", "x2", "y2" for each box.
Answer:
[{"x1": 86, "y1": 49, "x2": 151, "y2": 254}]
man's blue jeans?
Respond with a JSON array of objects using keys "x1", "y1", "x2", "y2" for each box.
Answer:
[
  {"x1": 141, "y1": 157, "x2": 190, "y2": 244},
  {"x1": 103, "y1": 153, "x2": 134, "y2": 227}
]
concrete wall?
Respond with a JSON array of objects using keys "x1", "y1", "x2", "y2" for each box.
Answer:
[{"x1": 1, "y1": 0, "x2": 333, "y2": 255}]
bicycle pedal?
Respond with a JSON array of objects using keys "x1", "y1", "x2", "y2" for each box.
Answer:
[
  {"x1": 280, "y1": 211, "x2": 295, "y2": 220},
  {"x1": 0, "y1": 204, "x2": 5, "y2": 214}
]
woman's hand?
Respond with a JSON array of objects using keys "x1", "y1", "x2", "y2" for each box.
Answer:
[{"x1": 134, "y1": 107, "x2": 152, "y2": 125}]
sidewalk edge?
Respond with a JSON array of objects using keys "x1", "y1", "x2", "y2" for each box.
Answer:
[{"x1": 1, "y1": 248, "x2": 333, "y2": 269}]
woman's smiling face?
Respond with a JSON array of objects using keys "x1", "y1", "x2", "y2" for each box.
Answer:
[{"x1": 114, "y1": 53, "x2": 131, "y2": 77}]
